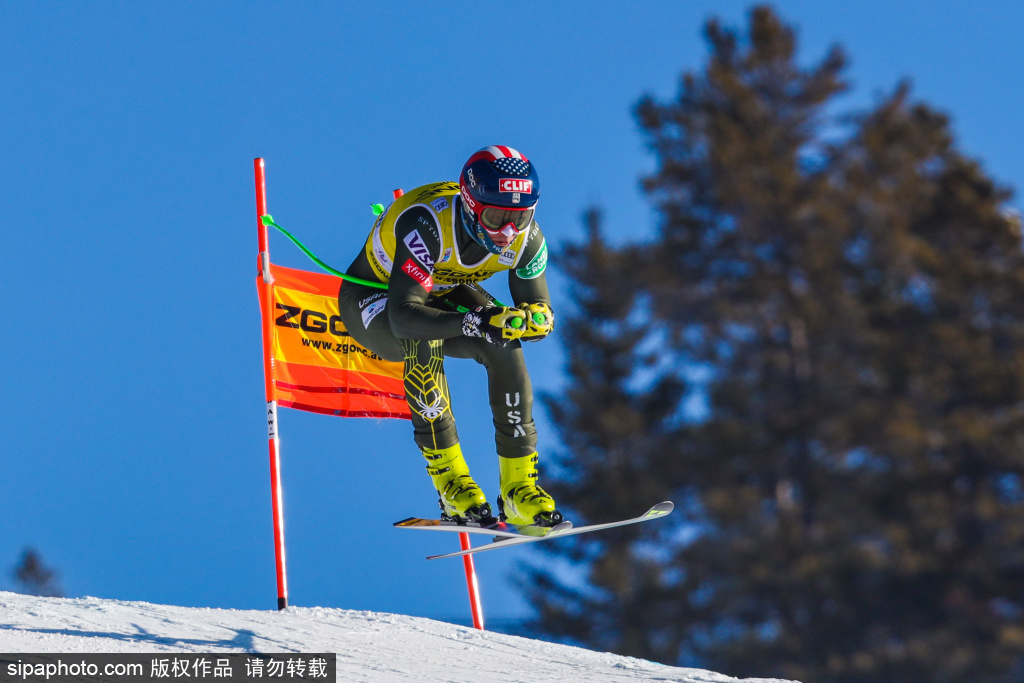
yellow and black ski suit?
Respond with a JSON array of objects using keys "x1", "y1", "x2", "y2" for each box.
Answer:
[{"x1": 337, "y1": 182, "x2": 551, "y2": 458}]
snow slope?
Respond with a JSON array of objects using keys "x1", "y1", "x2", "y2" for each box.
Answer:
[{"x1": 0, "y1": 592, "x2": 796, "y2": 683}]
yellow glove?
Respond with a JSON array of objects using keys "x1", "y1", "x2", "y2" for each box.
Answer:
[
  {"x1": 462, "y1": 306, "x2": 528, "y2": 347},
  {"x1": 520, "y1": 302, "x2": 554, "y2": 342}
]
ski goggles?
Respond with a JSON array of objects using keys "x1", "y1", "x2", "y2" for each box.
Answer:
[{"x1": 480, "y1": 205, "x2": 535, "y2": 234}]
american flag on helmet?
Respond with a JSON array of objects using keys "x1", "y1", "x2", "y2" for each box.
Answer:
[
  {"x1": 465, "y1": 146, "x2": 531, "y2": 178},
  {"x1": 466, "y1": 145, "x2": 529, "y2": 165}
]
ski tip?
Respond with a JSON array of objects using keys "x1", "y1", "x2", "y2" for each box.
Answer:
[
  {"x1": 425, "y1": 535, "x2": 520, "y2": 561},
  {"x1": 646, "y1": 501, "x2": 674, "y2": 517}
]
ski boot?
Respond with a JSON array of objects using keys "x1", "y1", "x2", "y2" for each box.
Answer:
[
  {"x1": 497, "y1": 452, "x2": 563, "y2": 527},
  {"x1": 422, "y1": 444, "x2": 493, "y2": 525}
]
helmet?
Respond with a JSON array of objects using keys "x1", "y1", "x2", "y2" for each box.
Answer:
[{"x1": 459, "y1": 146, "x2": 540, "y2": 254}]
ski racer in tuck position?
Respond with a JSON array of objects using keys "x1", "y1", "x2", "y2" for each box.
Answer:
[{"x1": 338, "y1": 146, "x2": 561, "y2": 528}]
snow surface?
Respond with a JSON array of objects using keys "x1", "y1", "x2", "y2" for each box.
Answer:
[{"x1": 0, "y1": 592, "x2": 796, "y2": 683}]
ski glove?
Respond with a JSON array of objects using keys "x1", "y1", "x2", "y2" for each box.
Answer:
[
  {"x1": 519, "y1": 302, "x2": 555, "y2": 342},
  {"x1": 462, "y1": 306, "x2": 527, "y2": 347}
]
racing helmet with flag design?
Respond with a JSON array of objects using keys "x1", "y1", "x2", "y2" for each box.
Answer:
[{"x1": 459, "y1": 145, "x2": 540, "y2": 254}]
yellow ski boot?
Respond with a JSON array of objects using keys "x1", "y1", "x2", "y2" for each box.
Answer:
[
  {"x1": 422, "y1": 444, "x2": 492, "y2": 524},
  {"x1": 498, "y1": 453, "x2": 563, "y2": 527}
]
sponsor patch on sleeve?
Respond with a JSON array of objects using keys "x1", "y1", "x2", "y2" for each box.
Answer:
[
  {"x1": 515, "y1": 239, "x2": 547, "y2": 279},
  {"x1": 402, "y1": 258, "x2": 434, "y2": 292},
  {"x1": 360, "y1": 299, "x2": 387, "y2": 328},
  {"x1": 430, "y1": 197, "x2": 449, "y2": 212},
  {"x1": 403, "y1": 229, "x2": 435, "y2": 270}
]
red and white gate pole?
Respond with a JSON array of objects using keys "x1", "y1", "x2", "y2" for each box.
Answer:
[
  {"x1": 255, "y1": 157, "x2": 289, "y2": 610},
  {"x1": 460, "y1": 533, "x2": 485, "y2": 630}
]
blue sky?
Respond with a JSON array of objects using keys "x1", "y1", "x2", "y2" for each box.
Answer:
[{"x1": 3, "y1": 1, "x2": 1023, "y2": 627}]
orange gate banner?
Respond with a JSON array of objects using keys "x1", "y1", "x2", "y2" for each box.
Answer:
[{"x1": 257, "y1": 264, "x2": 410, "y2": 419}]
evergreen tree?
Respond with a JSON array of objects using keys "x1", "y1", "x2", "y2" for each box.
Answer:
[
  {"x1": 12, "y1": 548, "x2": 64, "y2": 598},
  {"x1": 526, "y1": 7, "x2": 1024, "y2": 682}
]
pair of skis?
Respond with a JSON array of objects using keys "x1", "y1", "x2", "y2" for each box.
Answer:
[{"x1": 394, "y1": 501, "x2": 674, "y2": 560}]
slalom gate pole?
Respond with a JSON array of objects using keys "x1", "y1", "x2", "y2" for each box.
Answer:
[
  {"x1": 460, "y1": 533, "x2": 485, "y2": 630},
  {"x1": 254, "y1": 158, "x2": 289, "y2": 610}
]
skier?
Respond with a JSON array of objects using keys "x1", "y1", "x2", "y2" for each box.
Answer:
[{"x1": 338, "y1": 146, "x2": 561, "y2": 527}]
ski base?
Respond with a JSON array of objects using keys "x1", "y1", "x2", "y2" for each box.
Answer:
[{"x1": 393, "y1": 516, "x2": 572, "y2": 540}]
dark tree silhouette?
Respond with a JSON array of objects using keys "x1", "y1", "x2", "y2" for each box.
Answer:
[
  {"x1": 525, "y1": 7, "x2": 1024, "y2": 683},
  {"x1": 12, "y1": 548, "x2": 64, "y2": 598}
]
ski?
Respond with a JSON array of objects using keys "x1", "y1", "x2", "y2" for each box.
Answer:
[
  {"x1": 395, "y1": 501, "x2": 674, "y2": 560},
  {"x1": 393, "y1": 516, "x2": 572, "y2": 540}
]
